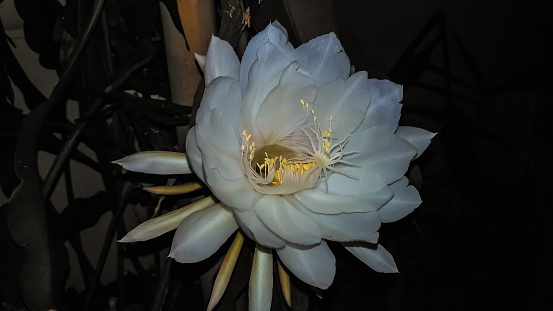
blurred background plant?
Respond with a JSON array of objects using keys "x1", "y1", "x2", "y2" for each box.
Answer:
[{"x1": 1, "y1": 0, "x2": 552, "y2": 310}]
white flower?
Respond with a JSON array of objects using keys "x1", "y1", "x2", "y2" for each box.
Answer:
[{"x1": 116, "y1": 22, "x2": 434, "y2": 311}]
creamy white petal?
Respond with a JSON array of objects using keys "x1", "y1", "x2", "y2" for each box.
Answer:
[
  {"x1": 309, "y1": 209, "x2": 381, "y2": 244},
  {"x1": 196, "y1": 76, "x2": 242, "y2": 126},
  {"x1": 240, "y1": 22, "x2": 294, "y2": 94},
  {"x1": 312, "y1": 71, "x2": 371, "y2": 141},
  {"x1": 204, "y1": 35, "x2": 240, "y2": 85},
  {"x1": 249, "y1": 245, "x2": 273, "y2": 311},
  {"x1": 358, "y1": 79, "x2": 403, "y2": 133},
  {"x1": 196, "y1": 108, "x2": 243, "y2": 180},
  {"x1": 256, "y1": 62, "x2": 316, "y2": 143},
  {"x1": 395, "y1": 126, "x2": 435, "y2": 159},
  {"x1": 185, "y1": 127, "x2": 205, "y2": 182},
  {"x1": 203, "y1": 168, "x2": 261, "y2": 212},
  {"x1": 120, "y1": 197, "x2": 216, "y2": 242},
  {"x1": 343, "y1": 126, "x2": 417, "y2": 184},
  {"x1": 233, "y1": 209, "x2": 285, "y2": 249},
  {"x1": 276, "y1": 241, "x2": 336, "y2": 289},
  {"x1": 294, "y1": 171, "x2": 392, "y2": 214},
  {"x1": 241, "y1": 42, "x2": 293, "y2": 139},
  {"x1": 292, "y1": 33, "x2": 350, "y2": 86},
  {"x1": 378, "y1": 177, "x2": 421, "y2": 223},
  {"x1": 113, "y1": 151, "x2": 191, "y2": 175},
  {"x1": 254, "y1": 195, "x2": 321, "y2": 245},
  {"x1": 345, "y1": 243, "x2": 399, "y2": 273},
  {"x1": 169, "y1": 203, "x2": 238, "y2": 263}
]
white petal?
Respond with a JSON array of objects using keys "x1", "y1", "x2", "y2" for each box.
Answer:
[
  {"x1": 378, "y1": 177, "x2": 421, "y2": 223},
  {"x1": 196, "y1": 108, "x2": 243, "y2": 180},
  {"x1": 395, "y1": 126, "x2": 435, "y2": 159},
  {"x1": 276, "y1": 241, "x2": 336, "y2": 289},
  {"x1": 241, "y1": 42, "x2": 293, "y2": 139},
  {"x1": 256, "y1": 62, "x2": 316, "y2": 143},
  {"x1": 292, "y1": 33, "x2": 350, "y2": 86},
  {"x1": 309, "y1": 209, "x2": 381, "y2": 244},
  {"x1": 233, "y1": 208, "x2": 285, "y2": 249},
  {"x1": 196, "y1": 76, "x2": 242, "y2": 126},
  {"x1": 249, "y1": 245, "x2": 273, "y2": 311},
  {"x1": 113, "y1": 151, "x2": 191, "y2": 175},
  {"x1": 185, "y1": 127, "x2": 205, "y2": 182},
  {"x1": 312, "y1": 71, "x2": 371, "y2": 141},
  {"x1": 254, "y1": 195, "x2": 321, "y2": 245},
  {"x1": 294, "y1": 171, "x2": 392, "y2": 214},
  {"x1": 205, "y1": 35, "x2": 240, "y2": 85},
  {"x1": 119, "y1": 197, "x2": 216, "y2": 242},
  {"x1": 343, "y1": 126, "x2": 417, "y2": 184},
  {"x1": 240, "y1": 22, "x2": 294, "y2": 94},
  {"x1": 358, "y1": 79, "x2": 403, "y2": 133},
  {"x1": 345, "y1": 243, "x2": 399, "y2": 273},
  {"x1": 202, "y1": 167, "x2": 260, "y2": 212},
  {"x1": 169, "y1": 203, "x2": 238, "y2": 263}
]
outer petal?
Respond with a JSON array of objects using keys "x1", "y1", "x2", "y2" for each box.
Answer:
[
  {"x1": 203, "y1": 168, "x2": 260, "y2": 212},
  {"x1": 378, "y1": 177, "x2": 421, "y2": 223},
  {"x1": 312, "y1": 71, "x2": 371, "y2": 141},
  {"x1": 395, "y1": 126, "x2": 435, "y2": 159},
  {"x1": 196, "y1": 76, "x2": 242, "y2": 123},
  {"x1": 204, "y1": 35, "x2": 240, "y2": 85},
  {"x1": 196, "y1": 108, "x2": 243, "y2": 179},
  {"x1": 291, "y1": 33, "x2": 350, "y2": 86},
  {"x1": 344, "y1": 243, "x2": 399, "y2": 273},
  {"x1": 358, "y1": 79, "x2": 403, "y2": 133},
  {"x1": 233, "y1": 208, "x2": 285, "y2": 249},
  {"x1": 294, "y1": 170, "x2": 392, "y2": 214},
  {"x1": 342, "y1": 126, "x2": 417, "y2": 184},
  {"x1": 185, "y1": 127, "x2": 205, "y2": 182},
  {"x1": 240, "y1": 21, "x2": 294, "y2": 94},
  {"x1": 169, "y1": 203, "x2": 238, "y2": 263},
  {"x1": 113, "y1": 151, "x2": 191, "y2": 175},
  {"x1": 119, "y1": 197, "x2": 216, "y2": 242},
  {"x1": 241, "y1": 42, "x2": 293, "y2": 139},
  {"x1": 256, "y1": 62, "x2": 316, "y2": 143},
  {"x1": 254, "y1": 195, "x2": 321, "y2": 246},
  {"x1": 309, "y1": 209, "x2": 381, "y2": 244},
  {"x1": 276, "y1": 241, "x2": 336, "y2": 289}
]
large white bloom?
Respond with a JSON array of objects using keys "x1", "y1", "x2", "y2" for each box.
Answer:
[{"x1": 116, "y1": 22, "x2": 434, "y2": 310}]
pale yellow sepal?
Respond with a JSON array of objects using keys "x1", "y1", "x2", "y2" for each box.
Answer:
[
  {"x1": 207, "y1": 231, "x2": 245, "y2": 311},
  {"x1": 249, "y1": 245, "x2": 273, "y2": 311},
  {"x1": 277, "y1": 260, "x2": 291, "y2": 308},
  {"x1": 144, "y1": 182, "x2": 202, "y2": 195},
  {"x1": 119, "y1": 196, "x2": 216, "y2": 242},
  {"x1": 113, "y1": 151, "x2": 191, "y2": 175}
]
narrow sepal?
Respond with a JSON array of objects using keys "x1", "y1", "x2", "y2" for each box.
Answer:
[
  {"x1": 113, "y1": 151, "x2": 191, "y2": 175},
  {"x1": 119, "y1": 196, "x2": 215, "y2": 242},
  {"x1": 207, "y1": 231, "x2": 245, "y2": 311},
  {"x1": 278, "y1": 260, "x2": 291, "y2": 308},
  {"x1": 249, "y1": 245, "x2": 273, "y2": 311},
  {"x1": 344, "y1": 243, "x2": 399, "y2": 273},
  {"x1": 143, "y1": 182, "x2": 202, "y2": 195}
]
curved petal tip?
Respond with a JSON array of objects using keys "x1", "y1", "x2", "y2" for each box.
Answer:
[{"x1": 113, "y1": 151, "x2": 191, "y2": 175}]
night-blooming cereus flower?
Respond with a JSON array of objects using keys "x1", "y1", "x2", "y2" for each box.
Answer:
[{"x1": 116, "y1": 22, "x2": 434, "y2": 311}]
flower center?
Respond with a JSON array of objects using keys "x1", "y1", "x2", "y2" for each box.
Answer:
[
  {"x1": 241, "y1": 100, "x2": 349, "y2": 195},
  {"x1": 251, "y1": 144, "x2": 317, "y2": 186}
]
